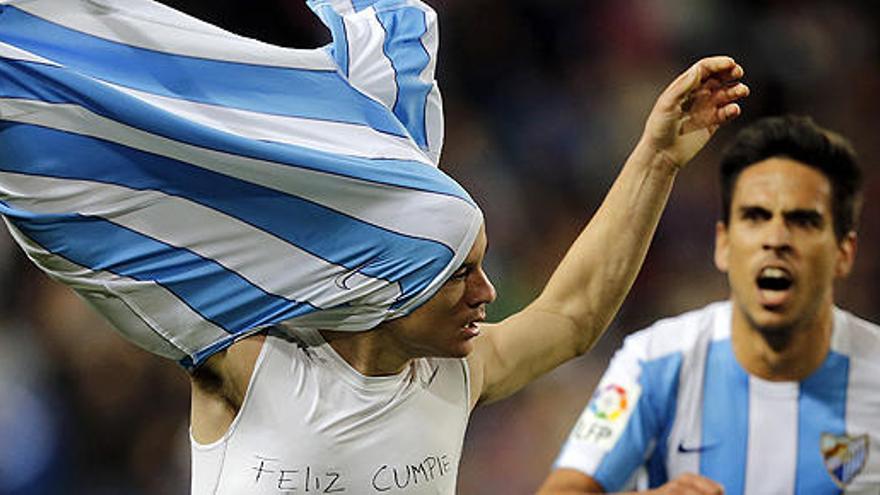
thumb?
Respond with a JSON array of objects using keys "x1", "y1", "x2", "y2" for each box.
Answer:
[{"x1": 655, "y1": 63, "x2": 702, "y2": 114}]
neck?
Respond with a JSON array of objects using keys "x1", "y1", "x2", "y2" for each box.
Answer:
[
  {"x1": 320, "y1": 329, "x2": 413, "y2": 376},
  {"x1": 730, "y1": 302, "x2": 833, "y2": 382}
]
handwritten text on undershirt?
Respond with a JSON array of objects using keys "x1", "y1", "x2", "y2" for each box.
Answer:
[{"x1": 248, "y1": 453, "x2": 453, "y2": 492}]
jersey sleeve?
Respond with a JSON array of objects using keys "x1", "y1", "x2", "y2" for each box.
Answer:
[
  {"x1": 306, "y1": 0, "x2": 444, "y2": 164},
  {"x1": 554, "y1": 331, "x2": 678, "y2": 492}
]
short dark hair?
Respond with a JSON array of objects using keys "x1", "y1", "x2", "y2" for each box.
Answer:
[{"x1": 720, "y1": 115, "x2": 863, "y2": 239}]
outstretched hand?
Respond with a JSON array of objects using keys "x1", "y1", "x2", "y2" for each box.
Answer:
[
  {"x1": 642, "y1": 56, "x2": 749, "y2": 169},
  {"x1": 649, "y1": 473, "x2": 725, "y2": 495}
]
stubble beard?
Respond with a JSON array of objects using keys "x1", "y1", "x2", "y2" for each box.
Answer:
[{"x1": 743, "y1": 299, "x2": 824, "y2": 354}]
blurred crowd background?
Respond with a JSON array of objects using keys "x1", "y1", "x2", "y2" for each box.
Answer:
[{"x1": 1, "y1": 0, "x2": 879, "y2": 493}]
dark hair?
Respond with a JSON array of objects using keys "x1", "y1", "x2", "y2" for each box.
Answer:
[{"x1": 720, "y1": 115, "x2": 863, "y2": 239}]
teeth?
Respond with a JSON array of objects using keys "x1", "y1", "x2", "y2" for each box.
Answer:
[
  {"x1": 760, "y1": 267, "x2": 789, "y2": 279},
  {"x1": 757, "y1": 266, "x2": 793, "y2": 292}
]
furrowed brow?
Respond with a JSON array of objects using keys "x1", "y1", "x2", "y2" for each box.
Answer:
[
  {"x1": 738, "y1": 205, "x2": 771, "y2": 219},
  {"x1": 784, "y1": 209, "x2": 824, "y2": 226}
]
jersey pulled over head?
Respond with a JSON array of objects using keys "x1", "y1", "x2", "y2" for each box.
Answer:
[{"x1": 0, "y1": 0, "x2": 482, "y2": 368}]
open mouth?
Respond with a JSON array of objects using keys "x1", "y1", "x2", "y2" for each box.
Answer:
[
  {"x1": 461, "y1": 314, "x2": 485, "y2": 338},
  {"x1": 461, "y1": 322, "x2": 481, "y2": 338},
  {"x1": 756, "y1": 267, "x2": 793, "y2": 291}
]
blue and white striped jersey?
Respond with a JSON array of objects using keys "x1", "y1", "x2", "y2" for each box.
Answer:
[
  {"x1": 0, "y1": 0, "x2": 482, "y2": 369},
  {"x1": 556, "y1": 301, "x2": 880, "y2": 494}
]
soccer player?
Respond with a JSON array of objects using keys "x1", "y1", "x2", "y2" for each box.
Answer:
[
  {"x1": 0, "y1": 1, "x2": 746, "y2": 493},
  {"x1": 539, "y1": 115, "x2": 880, "y2": 495}
]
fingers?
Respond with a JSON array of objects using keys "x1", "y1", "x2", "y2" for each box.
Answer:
[
  {"x1": 678, "y1": 77, "x2": 748, "y2": 135},
  {"x1": 658, "y1": 56, "x2": 745, "y2": 113},
  {"x1": 641, "y1": 54, "x2": 748, "y2": 167},
  {"x1": 713, "y1": 82, "x2": 750, "y2": 105},
  {"x1": 672, "y1": 473, "x2": 725, "y2": 494},
  {"x1": 708, "y1": 83, "x2": 749, "y2": 124},
  {"x1": 717, "y1": 102, "x2": 742, "y2": 122},
  {"x1": 679, "y1": 100, "x2": 741, "y2": 136},
  {"x1": 694, "y1": 56, "x2": 743, "y2": 85}
]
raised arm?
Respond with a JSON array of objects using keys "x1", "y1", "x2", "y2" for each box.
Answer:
[{"x1": 468, "y1": 56, "x2": 749, "y2": 406}]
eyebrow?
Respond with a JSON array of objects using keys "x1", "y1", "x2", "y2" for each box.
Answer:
[
  {"x1": 737, "y1": 205, "x2": 771, "y2": 217},
  {"x1": 737, "y1": 205, "x2": 824, "y2": 221},
  {"x1": 784, "y1": 209, "x2": 824, "y2": 223}
]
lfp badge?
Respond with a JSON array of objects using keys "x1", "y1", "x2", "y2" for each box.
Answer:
[
  {"x1": 590, "y1": 384, "x2": 629, "y2": 420},
  {"x1": 572, "y1": 379, "x2": 641, "y2": 451},
  {"x1": 821, "y1": 432, "x2": 869, "y2": 489}
]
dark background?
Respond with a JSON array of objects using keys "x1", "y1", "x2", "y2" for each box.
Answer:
[{"x1": 1, "y1": 1, "x2": 878, "y2": 493}]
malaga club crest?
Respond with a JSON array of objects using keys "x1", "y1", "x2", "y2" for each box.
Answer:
[{"x1": 821, "y1": 432, "x2": 869, "y2": 488}]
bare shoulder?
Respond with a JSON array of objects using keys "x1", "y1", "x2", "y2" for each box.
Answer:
[
  {"x1": 465, "y1": 308, "x2": 579, "y2": 408},
  {"x1": 465, "y1": 321, "x2": 505, "y2": 408}
]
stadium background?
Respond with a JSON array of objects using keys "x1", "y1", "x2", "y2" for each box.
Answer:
[{"x1": 0, "y1": 1, "x2": 878, "y2": 493}]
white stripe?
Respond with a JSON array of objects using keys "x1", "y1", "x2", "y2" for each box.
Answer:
[
  {"x1": 845, "y1": 358, "x2": 880, "y2": 486},
  {"x1": 103, "y1": 82, "x2": 431, "y2": 164},
  {"x1": 11, "y1": 0, "x2": 336, "y2": 70},
  {"x1": 833, "y1": 311, "x2": 880, "y2": 487},
  {"x1": 0, "y1": 41, "x2": 59, "y2": 66},
  {"x1": 637, "y1": 301, "x2": 730, "y2": 359},
  {"x1": 744, "y1": 377, "x2": 798, "y2": 495},
  {"x1": 344, "y1": 7, "x2": 398, "y2": 111},
  {"x1": 4, "y1": 219, "x2": 229, "y2": 361},
  {"x1": 665, "y1": 321, "x2": 712, "y2": 478},
  {"x1": 0, "y1": 98, "x2": 477, "y2": 247},
  {"x1": 0, "y1": 172, "x2": 402, "y2": 310},
  {"x1": 831, "y1": 308, "x2": 880, "y2": 360},
  {"x1": 424, "y1": 84, "x2": 443, "y2": 165},
  {"x1": 420, "y1": 3, "x2": 443, "y2": 165},
  {"x1": 418, "y1": 3, "x2": 438, "y2": 82},
  {"x1": 312, "y1": 0, "x2": 356, "y2": 16}
]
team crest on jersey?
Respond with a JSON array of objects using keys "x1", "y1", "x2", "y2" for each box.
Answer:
[
  {"x1": 571, "y1": 379, "x2": 641, "y2": 451},
  {"x1": 821, "y1": 432, "x2": 869, "y2": 488}
]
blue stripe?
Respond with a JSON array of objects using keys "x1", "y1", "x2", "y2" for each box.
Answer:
[
  {"x1": 0, "y1": 123, "x2": 453, "y2": 297},
  {"x1": 376, "y1": 8, "x2": 432, "y2": 150},
  {"x1": 594, "y1": 353, "x2": 681, "y2": 491},
  {"x1": 313, "y1": 5, "x2": 350, "y2": 77},
  {"x1": 795, "y1": 352, "x2": 848, "y2": 495},
  {"x1": 181, "y1": 336, "x2": 246, "y2": 370},
  {"x1": 641, "y1": 356, "x2": 680, "y2": 488},
  {"x1": 352, "y1": 0, "x2": 382, "y2": 12},
  {"x1": 1, "y1": 205, "x2": 318, "y2": 334},
  {"x1": 0, "y1": 6, "x2": 405, "y2": 135},
  {"x1": 0, "y1": 58, "x2": 473, "y2": 201},
  {"x1": 700, "y1": 339, "x2": 748, "y2": 495},
  {"x1": 645, "y1": 450, "x2": 667, "y2": 488}
]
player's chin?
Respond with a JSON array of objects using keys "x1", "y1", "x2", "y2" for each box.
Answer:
[
  {"x1": 439, "y1": 337, "x2": 476, "y2": 359},
  {"x1": 427, "y1": 327, "x2": 480, "y2": 358},
  {"x1": 747, "y1": 305, "x2": 796, "y2": 333}
]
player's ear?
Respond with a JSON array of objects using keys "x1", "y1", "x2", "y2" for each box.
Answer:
[
  {"x1": 714, "y1": 221, "x2": 730, "y2": 273},
  {"x1": 835, "y1": 231, "x2": 857, "y2": 278}
]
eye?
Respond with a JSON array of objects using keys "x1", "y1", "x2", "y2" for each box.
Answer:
[
  {"x1": 787, "y1": 211, "x2": 823, "y2": 229},
  {"x1": 740, "y1": 207, "x2": 770, "y2": 222},
  {"x1": 450, "y1": 265, "x2": 472, "y2": 280}
]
